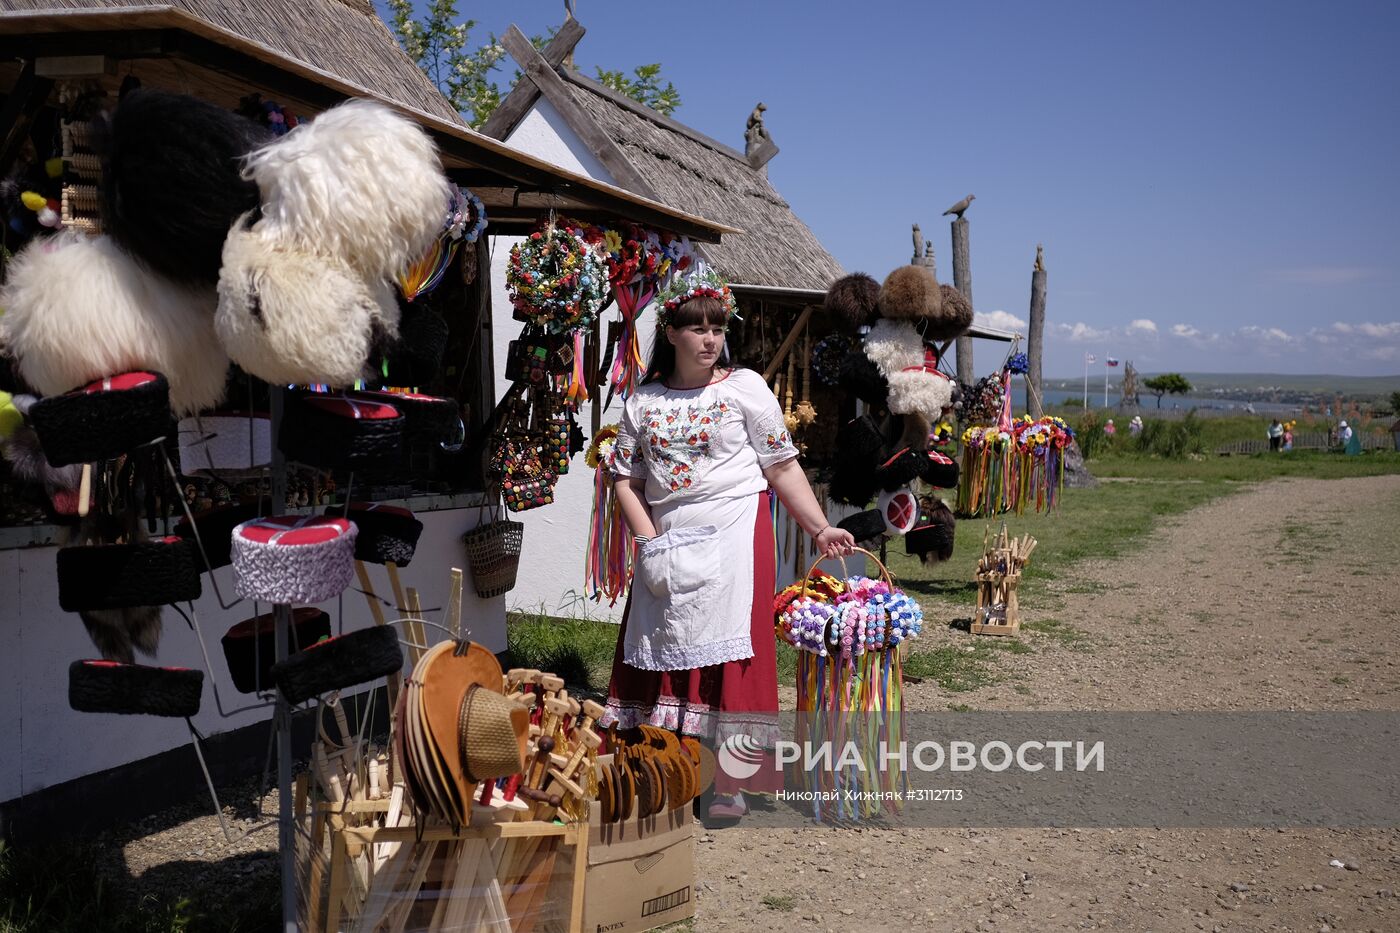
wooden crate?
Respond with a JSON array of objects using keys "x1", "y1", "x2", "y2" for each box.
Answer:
[
  {"x1": 971, "y1": 570, "x2": 1020, "y2": 636},
  {"x1": 298, "y1": 790, "x2": 588, "y2": 933}
]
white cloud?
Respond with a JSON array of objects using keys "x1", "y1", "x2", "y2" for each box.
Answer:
[
  {"x1": 1127, "y1": 318, "x2": 1158, "y2": 335},
  {"x1": 1356, "y1": 321, "x2": 1400, "y2": 339},
  {"x1": 1171, "y1": 323, "x2": 1200, "y2": 338},
  {"x1": 974, "y1": 310, "x2": 1026, "y2": 333},
  {"x1": 1237, "y1": 325, "x2": 1295, "y2": 344},
  {"x1": 1053, "y1": 321, "x2": 1109, "y2": 343}
]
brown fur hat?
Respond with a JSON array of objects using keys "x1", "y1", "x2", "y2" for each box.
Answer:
[
  {"x1": 878, "y1": 265, "x2": 943, "y2": 322},
  {"x1": 928, "y1": 284, "x2": 974, "y2": 341},
  {"x1": 824, "y1": 273, "x2": 881, "y2": 334}
]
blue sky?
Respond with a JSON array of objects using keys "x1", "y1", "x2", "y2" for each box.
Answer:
[{"x1": 383, "y1": 1, "x2": 1399, "y2": 378}]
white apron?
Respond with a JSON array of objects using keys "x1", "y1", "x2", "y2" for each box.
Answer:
[{"x1": 622, "y1": 493, "x2": 758, "y2": 671}]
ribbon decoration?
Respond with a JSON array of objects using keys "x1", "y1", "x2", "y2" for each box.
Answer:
[
  {"x1": 565, "y1": 330, "x2": 589, "y2": 408},
  {"x1": 607, "y1": 282, "x2": 656, "y2": 400}
]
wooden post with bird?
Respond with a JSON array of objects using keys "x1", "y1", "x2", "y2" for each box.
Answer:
[
  {"x1": 944, "y1": 194, "x2": 976, "y2": 387},
  {"x1": 1028, "y1": 244, "x2": 1047, "y2": 418}
]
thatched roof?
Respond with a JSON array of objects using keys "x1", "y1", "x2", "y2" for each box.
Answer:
[
  {"x1": 481, "y1": 24, "x2": 843, "y2": 293},
  {"x1": 559, "y1": 72, "x2": 844, "y2": 292},
  {"x1": 0, "y1": 0, "x2": 462, "y2": 123},
  {"x1": 0, "y1": 5, "x2": 737, "y2": 240}
]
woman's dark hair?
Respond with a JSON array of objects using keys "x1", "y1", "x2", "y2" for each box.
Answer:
[{"x1": 642, "y1": 295, "x2": 732, "y2": 384}]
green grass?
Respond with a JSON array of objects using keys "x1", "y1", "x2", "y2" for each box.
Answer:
[
  {"x1": 503, "y1": 610, "x2": 617, "y2": 693},
  {"x1": 901, "y1": 642, "x2": 1018, "y2": 692},
  {"x1": 1023, "y1": 618, "x2": 1091, "y2": 649},
  {"x1": 760, "y1": 894, "x2": 796, "y2": 911}
]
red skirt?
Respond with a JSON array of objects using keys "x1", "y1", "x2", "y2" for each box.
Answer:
[{"x1": 601, "y1": 491, "x2": 782, "y2": 795}]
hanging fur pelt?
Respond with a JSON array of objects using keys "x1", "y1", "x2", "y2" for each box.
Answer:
[
  {"x1": 216, "y1": 217, "x2": 399, "y2": 387},
  {"x1": 101, "y1": 89, "x2": 269, "y2": 286},
  {"x1": 0, "y1": 231, "x2": 228, "y2": 415},
  {"x1": 1, "y1": 405, "x2": 163, "y2": 663},
  {"x1": 241, "y1": 98, "x2": 451, "y2": 284}
]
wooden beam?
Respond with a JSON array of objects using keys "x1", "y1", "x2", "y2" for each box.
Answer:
[
  {"x1": 0, "y1": 61, "x2": 54, "y2": 180},
  {"x1": 498, "y1": 25, "x2": 661, "y2": 201},
  {"x1": 477, "y1": 17, "x2": 584, "y2": 140},
  {"x1": 762, "y1": 305, "x2": 817, "y2": 382}
]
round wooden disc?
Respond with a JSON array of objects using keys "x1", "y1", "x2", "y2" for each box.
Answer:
[
  {"x1": 598, "y1": 759, "x2": 615, "y2": 823},
  {"x1": 682, "y1": 737, "x2": 716, "y2": 795},
  {"x1": 629, "y1": 753, "x2": 654, "y2": 818},
  {"x1": 613, "y1": 760, "x2": 633, "y2": 822}
]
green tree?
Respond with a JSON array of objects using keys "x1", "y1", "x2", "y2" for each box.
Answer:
[
  {"x1": 594, "y1": 63, "x2": 681, "y2": 116},
  {"x1": 1142, "y1": 373, "x2": 1193, "y2": 409},
  {"x1": 385, "y1": 0, "x2": 505, "y2": 128},
  {"x1": 384, "y1": 3, "x2": 682, "y2": 128},
  {"x1": 1389, "y1": 389, "x2": 1400, "y2": 416}
]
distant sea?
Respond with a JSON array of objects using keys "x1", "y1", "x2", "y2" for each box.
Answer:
[{"x1": 1035, "y1": 387, "x2": 1300, "y2": 415}]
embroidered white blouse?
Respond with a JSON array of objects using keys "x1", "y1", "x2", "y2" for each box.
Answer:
[
  {"x1": 609, "y1": 367, "x2": 798, "y2": 671},
  {"x1": 610, "y1": 367, "x2": 798, "y2": 504}
]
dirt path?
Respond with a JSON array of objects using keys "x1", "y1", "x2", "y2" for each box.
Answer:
[
  {"x1": 97, "y1": 475, "x2": 1400, "y2": 931},
  {"x1": 696, "y1": 475, "x2": 1400, "y2": 931}
]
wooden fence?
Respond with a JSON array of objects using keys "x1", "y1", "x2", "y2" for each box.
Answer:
[{"x1": 1215, "y1": 432, "x2": 1393, "y2": 455}]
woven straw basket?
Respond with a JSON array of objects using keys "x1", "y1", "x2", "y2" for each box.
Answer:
[{"x1": 463, "y1": 501, "x2": 523, "y2": 599}]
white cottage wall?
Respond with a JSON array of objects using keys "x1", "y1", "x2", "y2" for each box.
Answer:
[{"x1": 0, "y1": 507, "x2": 506, "y2": 803}]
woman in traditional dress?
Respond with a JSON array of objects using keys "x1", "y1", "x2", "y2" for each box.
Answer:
[{"x1": 601, "y1": 269, "x2": 854, "y2": 822}]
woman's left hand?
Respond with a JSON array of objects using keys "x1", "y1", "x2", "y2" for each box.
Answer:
[{"x1": 815, "y1": 525, "x2": 856, "y2": 559}]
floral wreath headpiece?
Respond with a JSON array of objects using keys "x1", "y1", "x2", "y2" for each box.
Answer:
[{"x1": 654, "y1": 265, "x2": 740, "y2": 328}]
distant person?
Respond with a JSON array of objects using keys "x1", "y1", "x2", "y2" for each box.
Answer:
[
  {"x1": 1129, "y1": 415, "x2": 1144, "y2": 436},
  {"x1": 1267, "y1": 419, "x2": 1283, "y2": 452},
  {"x1": 1103, "y1": 419, "x2": 1116, "y2": 437},
  {"x1": 1282, "y1": 424, "x2": 1293, "y2": 451}
]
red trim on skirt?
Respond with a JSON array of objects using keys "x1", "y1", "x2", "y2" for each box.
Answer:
[{"x1": 602, "y1": 491, "x2": 782, "y2": 795}]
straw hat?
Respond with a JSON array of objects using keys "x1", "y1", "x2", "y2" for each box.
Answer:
[{"x1": 406, "y1": 640, "x2": 528, "y2": 823}]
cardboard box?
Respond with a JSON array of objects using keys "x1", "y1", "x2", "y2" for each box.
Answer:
[{"x1": 582, "y1": 797, "x2": 696, "y2": 933}]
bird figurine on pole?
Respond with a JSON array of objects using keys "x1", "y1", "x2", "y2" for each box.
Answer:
[{"x1": 943, "y1": 193, "x2": 976, "y2": 220}]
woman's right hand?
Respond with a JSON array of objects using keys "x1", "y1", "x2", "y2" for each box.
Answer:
[{"x1": 815, "y1": 525, "x2": 855, "y2": 559}]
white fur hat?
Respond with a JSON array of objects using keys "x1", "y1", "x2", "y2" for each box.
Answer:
[
  {"x1": 215, "y1": 219, "x2": 399, "y2": 387},
  {"x1": 242, "y1": 99, "x2": 452, "y2": 283},
  {"x1": 0, "y1": 232, "x2": 228, "y2": 416},
  {"x1": 862, "y1": 319, "x2": 955, "y2": 418}
]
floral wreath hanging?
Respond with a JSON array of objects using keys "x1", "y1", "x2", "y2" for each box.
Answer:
[
  {"x1": 810, "y1": 334, "x2": 851, "y2": 387},
  {"x1": 506, "y1": 222, "x2": 608, "y2": 336},
  {"x1": 654, "y1": 264, "x2": 739, "y2": 327}
]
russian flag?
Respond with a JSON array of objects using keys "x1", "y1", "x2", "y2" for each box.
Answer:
[{"x1": 1106, "y1": 357, "x2": 1120, "y2": 367}]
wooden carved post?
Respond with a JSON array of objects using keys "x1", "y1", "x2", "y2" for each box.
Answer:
[
  {"x1": 1027, "y1": 244, "x2": 1047, "y2": 418},
  {"x1": 952, "y1": 217, "x2": 974, "y2": 387}
]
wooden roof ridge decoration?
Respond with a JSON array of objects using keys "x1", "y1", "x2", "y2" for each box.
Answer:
[
  {"x1": 0, "y1": 5, "x2": 737, "y2": 241},
  {"x1": 482, "y1": 21, "x2": 846, "y2": 294}
]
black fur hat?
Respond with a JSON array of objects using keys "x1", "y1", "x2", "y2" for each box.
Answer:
[
  {"x1": 29, "y1": 371, "x2": 174, "y2": 467},
  {"x1": 174, "y1": 502, "x2": 263, "y2": 571},
  {"x1": 917, "y1": 449, "x2": 960, "y2": 489},
  {"x1": 351, "y1": 390, "x2": 458, "y2": 445},
  {"x1": 221, "y1": 607, "x2": 331, "y2": 694},
  {"x1": 101, "y1": 90, "x2": 269, "y2": 285},
  {"x1": 69, "y1": 660, "x2": 203, "y2": 717},
  {"x1": 271, "y1": 624, "x2": 404, "y2": 705},
  {"x1": 873, "y1": 447, "x2": 925, "y2": 491},
  {"x1": 836, "y1": 509, "x2": 886, "y2": 548},
  {"x1": 383, "y1": 305, "x2": 449, "y2": 386},
  {"x1": 823, "y1": 273, "x2": 882, "y2": 334},
  {"x1": 905, "y1": 496, "x2": 956, "y2": 564},
  {"x1": 57, "y1": 537, "x2": 202, "y2": 611},
  {"x1": 279, "y1": 392, "x2": 403, "y2": 471},
  {"x1": 341, "y1": 502, "x2": 423, "y2": 567},
  {"x1": 828, "y1": 415, "x2": 886, "y2": 506},
  {"x1": 838, "y1": 348, "x2": 888, "y2": 405}
]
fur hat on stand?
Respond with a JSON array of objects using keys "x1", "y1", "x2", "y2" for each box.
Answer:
[
  {"x1": 823, "y1": 273, "x2": 882, "y2": 335},
  {"x1": 100, "y1": 90, "x2": 269, "y2": 286},
  {"x1": 0, "y1": 231, "x2": 228, "y2": 416},
  {"x1": 240, "y1": 99, "x2": 452, "y2": 284},
  {"x1": 215, "y1": 217, "x2": 399, "y2": 387}
]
